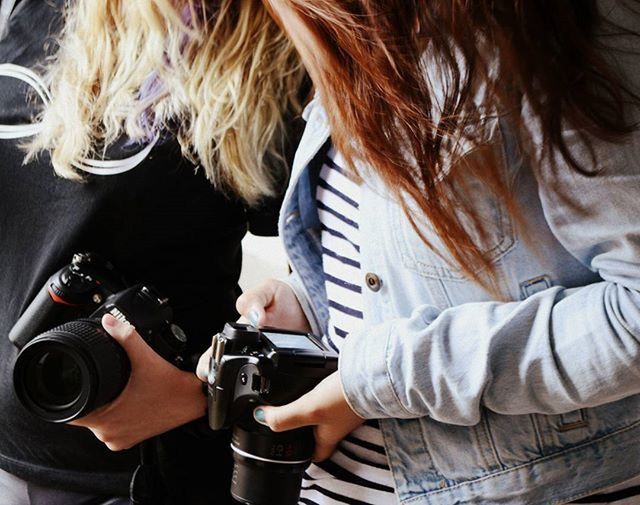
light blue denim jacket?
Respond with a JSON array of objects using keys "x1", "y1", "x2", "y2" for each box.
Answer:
[{"x1": 279, "y1": 2, "x2": 640, "y2": 503}]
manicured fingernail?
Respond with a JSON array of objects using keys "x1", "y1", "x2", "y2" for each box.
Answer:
[
  {"x1": 248, "y1": 309, "x2": 260, "y2": 327},
  {"x1": 253, "y1": 407, "x2": 268, "y2": 425},
  {"x1": 102, "y1": 314, "x2": 118, "y2": 328}
]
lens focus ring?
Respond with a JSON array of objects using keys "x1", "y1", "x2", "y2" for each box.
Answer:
[{"x1": 13, "y1": 318, "x2": 131, "y2": 422}]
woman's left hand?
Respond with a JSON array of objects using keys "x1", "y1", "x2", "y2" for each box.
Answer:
[
  {"x1": 69, "y1": 314, "x2": 206, "y2": 451},
  {"x1": 253, "y1": 371, "x2": 365, "y2": 461}
]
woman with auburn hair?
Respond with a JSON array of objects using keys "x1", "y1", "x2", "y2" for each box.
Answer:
[
  {"x1": 0, "y1": 0, "x2": 303, "y2": 503},
  {"x1": 213, "y1": 0, "x2": 640, "y2": 503}
]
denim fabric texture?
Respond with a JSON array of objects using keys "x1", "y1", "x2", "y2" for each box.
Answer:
[{"x1": 279, "y1": 2, "x2": 640, "y2": 503}]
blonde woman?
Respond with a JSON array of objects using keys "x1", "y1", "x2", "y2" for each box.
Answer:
[{"x1": 0, "y1": 0, "x2": 303, "y2": 504}]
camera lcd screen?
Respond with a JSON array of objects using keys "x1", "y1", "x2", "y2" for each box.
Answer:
[{"x1": 263, "y1": 331, "x2": 322, "y2": 351}]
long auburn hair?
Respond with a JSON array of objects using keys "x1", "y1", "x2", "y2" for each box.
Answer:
[
  {"x1": 28, "y1": 0, "x2": 306, "y2": 204},
  {"x1": 266, "y1": 0, "x2": 639, "y2": 290}
]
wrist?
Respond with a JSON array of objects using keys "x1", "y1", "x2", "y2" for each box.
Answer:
[{"x1": 173, "y1": 370, "x2": 208, "y2": 426}]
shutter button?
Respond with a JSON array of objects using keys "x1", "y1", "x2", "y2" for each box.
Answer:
[{"x1": 365, "y1": 273, "x2": 382, "y2": 292}]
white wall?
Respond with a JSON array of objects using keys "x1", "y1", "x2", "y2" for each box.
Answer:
[{"x1": 239, "y1": 233, "x2": 289, "y2": 290}]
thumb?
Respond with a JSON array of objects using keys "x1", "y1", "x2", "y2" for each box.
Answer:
[
  {"x1": 244, "y1": 305, "x2": 265, "y2": 328},
  {"x1": 101, "y1": 313, "x2": 151, "y2": 366},
  {"x1": 236, "y1": 281, "x2": 277, "y2": 326},
  {"x1": 195, "y1": 346, "x2": 212, "y2": 382},
  {"x1": 253, "y1": 397, "x2": 314, "y2": 433}
]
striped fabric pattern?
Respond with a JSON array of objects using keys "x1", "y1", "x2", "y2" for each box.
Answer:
[{"x1": 298, "y1": 148, "x2": 396, "y2": 504}]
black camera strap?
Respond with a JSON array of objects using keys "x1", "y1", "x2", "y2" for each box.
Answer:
[{"x1": 129, "y1": 440, "x2": 162, "y2": 505}]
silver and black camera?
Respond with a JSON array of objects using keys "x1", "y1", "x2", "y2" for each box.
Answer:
[
  {"x1": 206, "y1": 322, "x2": 338, "y2": 505},
  {"x1": 10, "y1": 252, "x2": 189, "y2": 423}
]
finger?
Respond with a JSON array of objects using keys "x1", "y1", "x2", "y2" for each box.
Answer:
[
  {"x1": 101, "y1": 314, "x2": 154, "y2": 366},
  {"x1": 68, "y1": 401, "x2": 108, "y2": 427},
  {"x1": 68, "y1": 417, "x2": 88, "y2": 427},
  {"x1": 237, "y1": 301, "x2": 266, "y2": 327},
  {"x1": 196, "y1": 347, "x2": 212, "y2": 382},
  {"x1": 102, "y1": 313, "x2": 135, "y2": 340},
  {"x1": 313, "y1": 443, "x2": 337, "y2": 462},
  {"x1": 312, "y1": 427, "x2": 339, "y2": 462},
  {"x1": 237, "y1": 300, "x2": 266, "y2": 327},
  {"x1": 87, "y1": 428, "x2": 132, "y2": 452},
  {"x1": 236, "y1": 281, "x2": 277, "y2": 324},
  {"x1": 311, "y1": 413, "x2": 364, "y2": 462},
  {"x1": 253, "y1": 396, "x2": 315, "y2": 432}
]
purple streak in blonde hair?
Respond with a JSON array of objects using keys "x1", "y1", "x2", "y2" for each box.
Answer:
[{"x1": 134, "y1": 3, "x2": 199, "y2": 142}]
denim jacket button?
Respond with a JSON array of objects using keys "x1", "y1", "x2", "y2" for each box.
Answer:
[{"x1": 365, "y1": 272, "x2": 382, "y2": 292}]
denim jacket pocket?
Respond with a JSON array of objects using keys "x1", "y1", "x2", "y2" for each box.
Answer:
[
  {"x1": 392, "y1": 176, "x2": 515, "y2": 283},
  {"x1": 532, "y1": 396, "x2": 640, "y2": 456},
  {"x1": 416, "y1": 414, "x2": 504, "y2": 482},
  {"x1": 392, "y1": 128, "x2": 515, "y2": 284}
]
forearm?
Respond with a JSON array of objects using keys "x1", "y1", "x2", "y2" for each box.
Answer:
[{"x1": 340, "y1": 281, "x2": 640, "y2": 425}]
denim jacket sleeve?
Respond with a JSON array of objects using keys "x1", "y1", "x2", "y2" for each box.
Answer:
[{"x1": 340, "y1": 13, "x2": 640, "y2": 426}]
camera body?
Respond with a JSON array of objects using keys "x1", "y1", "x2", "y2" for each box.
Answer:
[
  {"x1": 207, "y1": 322, "x2": 338, "y2": 505},
  {"x1": 9, "y1": 252, "x2": 126, "y2": 349},
  {"x1": 207, "y1": 322, "x2": 337, "y2": 430},
  {"x1": 11, "y1": 253, "x2": 189, "y2": 423}
]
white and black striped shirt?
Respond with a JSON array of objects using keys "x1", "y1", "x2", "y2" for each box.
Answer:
[
  {"x1": 299, "y1": 148, "x2": 397, "y2": 504},
  {"x1": 301, "y1": 148, "x2": 640, "y2": 505}
]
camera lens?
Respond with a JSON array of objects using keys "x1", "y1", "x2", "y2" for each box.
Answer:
[
  {"x1": 13, "y1": 319, "x2": 130, "y2": 422},
  {"x1": 24, "y1": 349, "x2": 83, "y2": 410},
  {"x1": 229, "y1": 424, "x2": 314, "y2": 505}
]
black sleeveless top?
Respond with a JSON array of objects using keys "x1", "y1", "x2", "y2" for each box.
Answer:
[{"x1": 0, "y1": 0, "x2": 273, "y2": 500}]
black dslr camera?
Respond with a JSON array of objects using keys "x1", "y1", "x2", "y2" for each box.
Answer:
[
  {"x1": 11, "y1": 253, "x2": 189, "y2": 423},
  {"x1": 206, "y1": 322, "x2": 338, "y2": 505}
]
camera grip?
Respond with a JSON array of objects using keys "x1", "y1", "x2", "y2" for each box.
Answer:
[{"x1": 9, "y1": 284, "x2": 71, "y2": 349}]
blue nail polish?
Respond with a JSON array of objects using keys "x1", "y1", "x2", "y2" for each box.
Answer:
[
  {"x1": 253, "y1": 407, "x2": 267, "y2": 425},
  {"x1": 248, "y1": 310, "x2": 260, "y2": 327}
]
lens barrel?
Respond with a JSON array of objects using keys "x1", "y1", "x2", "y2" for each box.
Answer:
[
  {"x1": 13, "y1": 319, "x2": 130, "y2": 422},
  {"x1": 229, "y1": 424, "x2": 314, "y2": 505}
]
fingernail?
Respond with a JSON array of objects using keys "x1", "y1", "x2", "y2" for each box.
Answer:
[
  {"x1": 102, "y1": 314, "x2": 118, "y2": 328},
  {"x1": 248, "y1": 309, "x2": 260, "y2": 327},
  {"x1": 253, "y1": 407, "x2": 268, "y2": 426}
]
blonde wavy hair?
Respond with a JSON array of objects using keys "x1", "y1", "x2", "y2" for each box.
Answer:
[{"x1": 27, "y1": 0, "x2": 305, "y2": 204}]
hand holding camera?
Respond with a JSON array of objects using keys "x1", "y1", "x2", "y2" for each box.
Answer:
[
  {"x1": 231, "y1": 278, "x2": 363, "y2": 462},
  {"x1": 197, "y1": 278, "x2": 363, "y2": 505},
  {"x1": 204, "y1": 322, "x2": 338, "y2": 505},
  {"x1": 68, "y1": 313, "x2": 207, "y2": 451},
  {"x1": 11, "y1": 257, "x2": 348, "y2": 503},
  {"x1": 10, "y1": 253, "x2": 207, "y2": 449},
  {"x1": 251, "y1": 371, "x2": 364, "y2": 463},
  {"x1": 235, "y1": 278, "x2": 313, "y2": 332}
]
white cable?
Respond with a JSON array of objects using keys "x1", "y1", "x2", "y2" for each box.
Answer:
[{"x1": 0, "y1": 63, "x2": 156, "y2": 175}]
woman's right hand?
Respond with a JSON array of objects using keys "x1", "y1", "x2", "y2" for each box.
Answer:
[
  {"x1": 236, "y1": 278, "x2": 311, "y2": 332},
  {"x1": 196, "y1": 279, "x2": 310, "y2": 381}
]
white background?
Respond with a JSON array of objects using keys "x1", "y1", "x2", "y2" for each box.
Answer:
[{"x1": 239, "y1": 233, "x2": 289, "y2": 290}]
